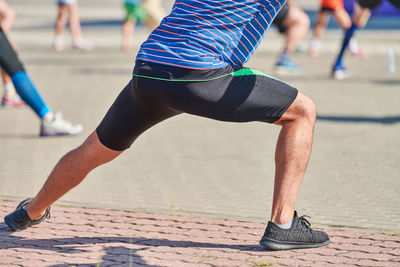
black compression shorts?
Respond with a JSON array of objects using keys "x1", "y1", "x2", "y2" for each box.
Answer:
[
  {"x1": 320, "y1": 7, "x2": 335, "y2": 12},
  {"x1": 96, "y1": 61, "x2": 298, "y2": 151}
]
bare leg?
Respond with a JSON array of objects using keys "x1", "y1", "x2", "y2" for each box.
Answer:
[
  {"x1": 332, "y1": 9, "x2": 351, "y2": 29},
  {"x1": 122, "y1": 19, "x2": 136, "y2": 52},
  {"x1": 312, "y1": 11, "x2": 330, "y2": 40},
  {"x1": 332, "y1": 4, "x2": 371, "y2": 79},
  {"x1": 67, "y1": 3, "x2": 92, "y2": 50},
  {"x1": 0, "y1": 0, "x2": 15, "y2": 33},
  {"x1": 55, "y1": 5, "x2": 68, "y2": 37},
  {"x1": 309, "y1": 11, "x2": 329, "y2": 56},
  {"x1": 282, "y1": 2, "x2": 310, "y2": 53},
  {"x1": 142, "y1": 0, "x2": 167, "y2": 30},
  {"x1": 53, "y1": 5, "x2": 68, "y2": 50},
  {"x1": 352, "y1": 4, "x2": 371, "y2": 28},
  {"x1": 270, "y1": 91, "x2": 317, "y2": 225},
  {"x1": 68, "y1": 3, "x2": 83, "y2": 41},
  {"x1": 25, "y1": 131, "x2": 122, "y2": 220},
  {"x1": 1, "y1": 69, "x2": 11, "y2": 85}
]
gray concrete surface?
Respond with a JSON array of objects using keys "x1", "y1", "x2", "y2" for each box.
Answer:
[{"x1": 1, "y1": 1, "x2": 399, "y2": 233}]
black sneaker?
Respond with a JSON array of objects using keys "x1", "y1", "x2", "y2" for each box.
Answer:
[
  {"x1": 4, "y1": 198, "x2": 50, "y2": 232},
  {"x1": 260, "y1": 211, "x2": 330, "y2": 250}
]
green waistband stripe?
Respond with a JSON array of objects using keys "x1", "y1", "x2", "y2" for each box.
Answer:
[
  {"x1": 132, "y1": 67, "x2": 281, "y2": 82},
  {"x1": 230, "y1": 68, "x2": 281, "y2": 82}
]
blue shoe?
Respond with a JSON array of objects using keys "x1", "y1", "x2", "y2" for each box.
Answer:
[
  {"x1": 4, "y1": 198, "x2": 50, "y2": 231},
  {"x1": 332, "y1": 64, "x2": 350, "y2": 80},
  {"x1": 275, "y1": 58, "x2": 303, "y2": 75}
]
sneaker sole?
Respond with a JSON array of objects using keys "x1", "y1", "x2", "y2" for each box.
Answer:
[
  {"x1": 40, "y1": 132, "x2": 81, "y2": 137},
  {"x1": 332, "y1": 72, "x2": 351, "y2": 80},
  {"x1": 259, "y1": 237, "x2": 330, "y2": 251},
  {"x1": 1, "y1": 103, "x2": 26, "y2": 108}
]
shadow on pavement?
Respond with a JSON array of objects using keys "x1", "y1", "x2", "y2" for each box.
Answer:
[
  {"x1": 0, "y1": 222, "x2": 265, "y2": 266},
  {"x1": 373, "y1": 79, "x2": 400, "y2": 86},
  {"x1": 317, "y1": 115, "x2": 400, "y2": 124},
  {"x1": 0, "y1": 133, "x2": 39, "y2": 139}
]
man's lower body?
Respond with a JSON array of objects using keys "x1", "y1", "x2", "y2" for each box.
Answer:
[{"x1": 4, "y1": 61, "x2": 329, "y2": 250}]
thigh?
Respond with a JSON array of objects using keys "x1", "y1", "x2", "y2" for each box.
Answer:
[
  {"x1": 163, "y1": 68, "x2": 298, "y2": 123},
  {"x1": 96, "y1": 80, "x2": 179, "y2": 151}
]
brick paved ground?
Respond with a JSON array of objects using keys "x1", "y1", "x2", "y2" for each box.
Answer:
[
  {"x1": 2, "y1": 0, "x2": 400, "y2": 233},
  {"x1": 1, "y1": 200, "x2": 399, "y2": 266}
]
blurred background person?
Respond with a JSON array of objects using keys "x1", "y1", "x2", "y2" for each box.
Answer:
[
  {"x1": 272, "y1": 0, "x2": 310, "y2": 74},
  {"x1": 309, "y1": 0, "x2": 364, "y2": 57},
  {"x1": 121, "y1": 0, "x2": 146, "y2": 53},
  {"x1": 0, "y1": 0, "x2": 83, "y2": 136},
  {"x1": 53, "y1": 0, "x2": 93, "y2": 51},
  {"x1": 332, "y1": 0, "x2": 400, "y2": 79},
  {"x1": 141, "y1": 0, "x2": 167, "y2": 30},
  {"x1": 0, "y1": 0, "x2": 23, "y2": 107},
  {"x1": 121, "y1": 0, "x2": 167, "y2": 52}
]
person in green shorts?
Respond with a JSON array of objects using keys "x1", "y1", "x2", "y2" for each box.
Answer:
[{"x1": 122, "y1": 0, "x2": 146, "y2": 52}]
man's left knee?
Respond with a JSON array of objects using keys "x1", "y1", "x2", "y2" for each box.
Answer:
[{"x1": 292, "y1": 92, "x2": 317, "y2": 124}]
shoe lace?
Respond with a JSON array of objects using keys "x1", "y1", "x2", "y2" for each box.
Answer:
[{"x1": 299, "y1": 215, "x2": 312, "y2": 233}]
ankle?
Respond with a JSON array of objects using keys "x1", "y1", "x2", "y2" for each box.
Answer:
[
  {"x1": 42, "y1": 112, "x2": 55, "y2": 122},
  {"x1": 271, "y1": 210, "x2": 295, "y2": 226},
  {"x1": 24, "y1": 203, "x2": 46, "y2": 221},
  {"x1": 3, "y1": 82, "x2": 15, "y2": 96}
]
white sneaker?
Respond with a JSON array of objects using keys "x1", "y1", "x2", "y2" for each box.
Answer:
[
  {"x1": 309, "y1": 39, "x2": 320, "y2": 57},
  {"x1": 1, "y1": 94, "x2": 26, "y2": 108},
  {"x1": 73, "y1": 38, "x2": 93, "y2": 51},
  {"x1": 332, "y1": 68, "x2": 351, "y2": 80},
  {"x1": 53, "y1": 36, "x2": 65, "y2": 51},
  {"x1": 40, "y1": 112, "x2": 83, "y2": 137}
]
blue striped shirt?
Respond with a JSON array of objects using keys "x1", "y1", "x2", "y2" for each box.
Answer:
[{"x1": 136, "y1": 0, "x2": 285, "y2": 69}]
